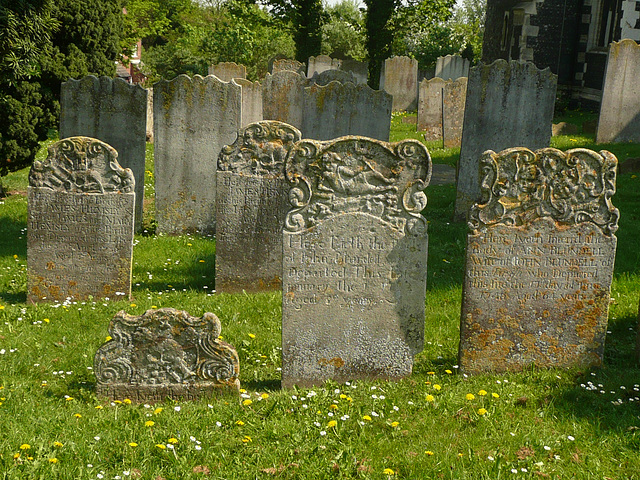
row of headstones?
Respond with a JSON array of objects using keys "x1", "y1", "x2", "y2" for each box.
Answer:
[
  {"x1": 28, "y1": 130, "x2": 622, "y2": 394},
  {"x1": 60, "y1": 72, "x2": 393, "y2": 234}
]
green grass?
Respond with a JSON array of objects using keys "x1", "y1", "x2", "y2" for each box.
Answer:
[{"x1": 0, "y1": 116, "x2": 639, "y2": 479}]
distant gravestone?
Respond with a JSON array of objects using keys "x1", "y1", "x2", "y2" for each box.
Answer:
[
  {"x1": 272, "y1": 58, "x2": 306, "y2": 76},
  {"x1": 215, "y1": 121, "x2": 302, "y2": 293},
  {"x1": 60, "y1": 76, "x2": 146, "y2": 231},
  {"x1": 302, "y1": 82, "x2": 392, "y2": 141},
  {"x1": 417, "y1": 77, "x2": 467, "y2": 147},
  {"x1": 596, "y1": 39, "x2": 640, "y2": 143},
  {"x1": 146, "y1": 88, "x2": 153, "y2": 142},
  {"x1": 435, "y1": 54, "x2": 470, "y2": 80},
  {"x1": 307, "y1": 54, "x2": 338, "y2": 77},
  {"x1": 282, "y1": 137, "x2": 432, "y2": 388},
  {"x1": 458, "y1": 147, "x2": 619, "y2": 374},
  {"x1": 234, "y1": 78, "x2": 263, "y2": 127},
  {"x1": 310, "y1": 69, "x2": 357, "y2": 86},
  {"x1": 208, "y1": 62, "x2": 247, "y2": 82},
  {"x1": 341, "y1": 57, "x2": 369, "y2": 84},
  {"x1": 262, "y1": 71, "x2": 310, "y2": 131},
  {"x1": 95, "y1": 308, "x2": 240, "y2": 402},
  {"x1": 454, "y1": 60, "x2": 556, "y2": 221},
  {"x1": 27, "y1": 137, "x2": 135, "y2": 303},
  {"x1": 380, "y1": 56, "x2": 418, "y2": 112},
  {"x1": 154, "y1": 75, "x2": 241, "y2": 234}
]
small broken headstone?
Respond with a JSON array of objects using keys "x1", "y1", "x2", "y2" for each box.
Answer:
[
  {"x1": 282, "y1": 136, "x2": 432, "y2": 388},
  {"x1": 216, "y1": 120, "x2": 302, "y2": 293},
  {"x1": 27, "y1": 137, "x2": 135, "y2": 303},
  {"x1": 458, "y1": 147, "x2": 619, "y2": 374},
  {"x1": 95, "y1": 308, "x2": 240, "y2": 402}
]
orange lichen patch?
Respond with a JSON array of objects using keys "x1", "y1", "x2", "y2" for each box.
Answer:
[{"x1": 318, "y1": 357, "x2": 345, "y2": 368}]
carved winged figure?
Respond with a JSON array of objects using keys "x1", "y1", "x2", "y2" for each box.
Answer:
[{"x1": 317, "y1": 152, "x2": 397, "y2": 196}]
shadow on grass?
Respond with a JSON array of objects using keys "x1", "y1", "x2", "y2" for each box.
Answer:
[{"x1": 0, "y1": 212, "x2": 27, "y2": 258}]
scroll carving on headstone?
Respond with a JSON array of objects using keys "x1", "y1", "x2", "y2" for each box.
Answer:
[
  {"x1": 95, "y1": 308, "x2": 240, "y2": 402},
  {"x1": 215, "y1": 121, "x2": 302, "y2": 293},
  {"x1": 282, "y1": 136, "x2": 431, "y2": 388},
  {"x1": 459, "y1": 147, "x2": 619, "y2": 374},
  {"x1": 27, "y1": 137, "x2": 135, "y2": 303}
]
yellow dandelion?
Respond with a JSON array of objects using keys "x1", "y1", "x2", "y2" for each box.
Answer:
[
  {"x1": 151, "y1": 305, "x2": 157, "y2": 309},
  {"x1": 261, "y1": 393, "x2": 269, "y2": 399},
  {"x1": 240, "y1": 389, "x2": 247, "y2": 393},
  {"x1": 105, "y1": 336, "x2": 112, "y2": 342},
  {"x1": 187, "y1": 243, "x2": 192, "y2": 246},
  {"x1": 339, "y1": 394, "x2": 347, "y2": 399},
  {"x1": 363, "y1": 415, "x2": 372, "y2": 422},
  {"x1": 466, "y1": 393, "x2": 475, "y2": 401},
  {"x1": 242, "y1": 436, "x2": 252, "y2": 443},
  {"x1": 425, "y1": 450, "x2": 434, "y2": 456},
  {"x1": 427, "y1": 371, "x2": 435, "y2": 375},
  {"x1": 156, "y1": 444, "x2": 166, "y2": 450},
  {"x1": 168, "y1": 438, "x2": 179, "y2": 444},
  {"x1": 19, "y1": 444, "x2": 31, "y2": 450},
  {"x1": 27, "y1": 456, "x2": 33, "y2": 461},
  {"x1": 114, "y1": 400, "x2": 122, "y2": 405},
  {"x1": 458, "y1": 453, "x2": 464, "y2": 457},
  {"x1": 329, "y1": 404, "x2": 338, "y2": 410},
  {"x1": 478, "y1": 408, "x2": 488, "y2": 416},
  {"x1": 199, "y1": 260, "x2": 205, "y2": 263},
  {"x1": 128, "y1": 442, "x2": 138, "y2": 447},
  {"x1": 445, "y1": 369, "x2": 453, "y2": 374},
  {"x1": 236, "y1": 420, "x2": 245, "y2": 426},
  {"x1": 130, "y1": 304, "x2": 136, "y2": 307},
  {"x1": 95, "y1": 405, "x2": 103, "y2": 410},
  {"x1": 242, "y1": 399, "x2": 253, "y2": 406},
  {"x1": 478, "y1": 390, "x2": 487, "y2": 396},
  {"x1": 327, "y1": 420, "x2": 337, "y2": 428},
  {"x1": 383, "y1": 468, "x2": 395, "y2": 475},
  {"x1": 65, "y1": 396, "x2": 73, "y2": 401},
  {"x1": 346, "y1": 396, "x2": 353, "y2": 402},
  {"x1": 13, "y1": 254, "x2": 17, "y2": 259},
  {"x1": 248, "y1": 333, "x2": 256, "y2": 339},
  {"x1": 44, "y1": 318, "x2": 50, "y2": 323},
  {"x1": 48, "y1": 458, "x2": 58, "y2": 464},
  {"x1": 390, "y1": 421, "x2": 399, "y2": 428},
  {"x1": 13, "y1": 453, "x2": 20, "y2": 459},
  {"x1": 154, "y1": 407, "x2": 163, "y2": 414},
  {"x1": 145, "y1": 420, "x2": 155, "y2": 427},
  {"x1": 74, "y1": 413, "x2": 82, "y2": 418},
  {"x1": 433, "y1": 384, "x2": 442, "y2": 391},
  {"x1": 426, "y1": 394, "x2": 435, "y2": 402},
  {"x1": 53, "y1": 441, "x2": 63, "y2": 448},
  {"x1": 123, "y1": 399, "x2": 132, "y2": 405},
  {"x1": 0, "y1": 305, "x2": 4, "y2": 310},
  {"x1": 492, "y1": 393, "x2": 500, "y2": 399}
]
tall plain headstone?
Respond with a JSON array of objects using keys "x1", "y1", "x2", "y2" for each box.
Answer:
[
  {"x1": 282, "y1": 137, "x2": 432, "y2": 388},
  {"x1": 95, "y1": 308, "x2": 240, "y2": 402},
  {"x1": 234, "y1": 78, "x2": 263, "y2": 127},
  {"x1": 262, "y1": 71, "x2": 310, "y2": 131},
  {"x1": 454, "y1": 60, "x2": 557, "y2": 221},
  {"x1": 302, "y1": 82, "x2": 392, "y2": 141},
  {"x1": 146, "y1": 88, "x2": 153, "y2": 142},
  {"x1": 418, "y1": 77, "x2": 467, "y2": 148},
  {"x1": 435, "y1": 54, "x2": 470, "y2": 80},
  {"x1": 216, "y1": 121, "x2": 302, "y2": 293},
  {"x1": 458, "y1": 147, "x2": 619, "y2": 374},
  {"x1": 60, "y1": 76, "x2": 146, "y2": 231},
  {"x1": 307, "y1": 54, "x2": 339, "y2": 77},
  {"x1": 154, "y1": 75, "x2": 241, "y2": 234},
  {"x1": 380, "y1": 56, "x2": 418, "y2": 112},
  {"x1": 208, "y1": 62, "x2": 247, "y2": 82},
  {"x1": 27, "y1": 137, "x2": 135, "y2": 303},
  {"x1": 596, "y1": 39, "x2": 640, "y2": 143}
]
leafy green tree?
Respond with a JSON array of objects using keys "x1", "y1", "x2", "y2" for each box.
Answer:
[
  {"x1": 322, "y1": 0, "x2": 365, "y2": 61},
  {"x1": 0, "y1": 0, "x2": 58, "y2": 195}
]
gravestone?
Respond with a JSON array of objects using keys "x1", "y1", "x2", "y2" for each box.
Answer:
[
  {"x1": 216, "y1": 121, "x2": 302, "y2": 293},
  {"x1": 208, "y1": 62, "x2": 247, "y2": 82},
  {"x1": 95, "y1": 308, "x2": 240, "y2": 402},
  {"x1": 458, "y1": 147, "x2": 619, "y2": 374},
  {"x1": 596, "y1": 39, "x2": 640, "y2": 143},
  {"x1": 340, "y1": 57, "x2": 369, "y2": 84},
  {"x1": 307, "y1": 54, "x2": 339, "y2": 77},
  {"x1": 310, "y1": 69, "x2": 357, "y2": 86},
  {"x1": 234, "y1": 78, "x2": 263, "y2": 127},
  {"x1": 60, "y1": 76, "x2": 146, "y2": 231},
  {"x1": 435, "y1": 54, "x2": 470, "y2": 80},
  {"x1": 27, "y1": 137, "x2": 135, "y2": 303},
  {"x1": 380, "y1": 56, "x2": 418, "y2": 112},
  {"x1": 418, "y1": 77, "x2": 467, "y2": 148},
  {"x1": 272, "y1": 58, "x2": 306, "y2": 75},
  {"x1": 282, "y1": 136, "x2": 432, "y2": 388},
  {"x1": 454, "y1": 60, "x2": 556, "y2": 221},
  {"x1": 302, "y1": 82, "x2": 392, "y2": 141},
  {"x1": 262, "y1": 71, "x2": 310, "y2": 131},
  {"x1": 154, "y1": 75, "x2": 241, "y2": 234},
  {"x1": 146, "y1": 88, "x2": 153, "y2": 142}
]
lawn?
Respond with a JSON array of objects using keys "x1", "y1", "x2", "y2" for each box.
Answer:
[{"x1": 0, "y1": 112, "x2": 639, "y2": 479}]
